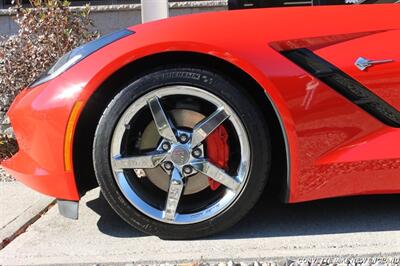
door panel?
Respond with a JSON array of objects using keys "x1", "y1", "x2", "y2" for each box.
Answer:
[{"x1": 314, "y1": 30, "x2": 400, "y2": 112}]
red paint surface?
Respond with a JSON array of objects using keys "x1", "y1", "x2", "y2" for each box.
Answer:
[{"x1": 2, "y1": 4, "x2": 400, "y2": 202}]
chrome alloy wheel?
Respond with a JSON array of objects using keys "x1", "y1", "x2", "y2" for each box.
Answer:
[{"x1": 110, "y1": 85, "x2": 251, "y2": 224}]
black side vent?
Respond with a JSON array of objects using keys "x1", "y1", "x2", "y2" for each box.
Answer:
[{"x1": 282, "y1": 48, "x2": 400, "y2": 128}]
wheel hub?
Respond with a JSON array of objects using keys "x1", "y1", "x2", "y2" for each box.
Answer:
[
  {"x1": 140, "y1": 109, "x2": 209, "y2": 195},
  {"x1": 170, "y1": 145, "x2": 190, "y2": 166},
  {"x1": 140, "y1": 108, "x2": 231, "y2": 194}
]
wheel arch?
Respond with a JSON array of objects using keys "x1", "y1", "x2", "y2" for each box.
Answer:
[{"x1": 73, "y1": 51, "x2": 288, "y2": 200}]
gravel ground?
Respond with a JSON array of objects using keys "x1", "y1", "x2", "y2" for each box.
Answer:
[
  {"x1": 120, "y1": 258, "x2": 400, "y2": 266},
  {"x1": 0, "y1": 167, "x2": 14, "y2": 182},
  {"x1": 119, "y1": 258, "x2": 400, "y2": 266}
]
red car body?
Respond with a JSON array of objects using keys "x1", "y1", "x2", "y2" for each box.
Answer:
[{"x1": 2, "y1": 4, "x2": 400, "y2": 204}]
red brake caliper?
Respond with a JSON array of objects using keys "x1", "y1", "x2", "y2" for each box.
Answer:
[{"x1": 205, "y1": 125, "x2": 229, "y2": 190}]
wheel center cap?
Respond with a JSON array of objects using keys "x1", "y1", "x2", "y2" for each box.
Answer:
[{"x1": 170, "y1": 145, "x2": 190, "y2": 166}]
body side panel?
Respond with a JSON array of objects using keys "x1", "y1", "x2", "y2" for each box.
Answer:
[{"x1": 314, "y1": 30, "x2": 400, "y2": 111}]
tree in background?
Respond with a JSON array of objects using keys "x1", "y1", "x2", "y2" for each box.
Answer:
[{"x1": 0, "y1": 0, "x2": 98, "y2": 161}]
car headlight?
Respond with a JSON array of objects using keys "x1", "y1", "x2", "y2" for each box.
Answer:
[{"x1": 30, "y1": 29, "x2": 134, "y2": 88}]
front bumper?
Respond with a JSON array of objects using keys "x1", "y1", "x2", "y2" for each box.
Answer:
[
  {"x1": 1, "y1": 78, "x2": 82, "y2": 201},
  {"x1": 0, "y1": 29, "x2": 140, "y2": 201}
]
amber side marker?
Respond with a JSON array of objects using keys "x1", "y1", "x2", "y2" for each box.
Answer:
[{"x1": 64, "y1": 101, "x2": 84, "y2": 171}]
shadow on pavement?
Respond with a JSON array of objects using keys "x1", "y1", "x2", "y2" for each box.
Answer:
[
  {"x1": 218, "y1": 191, "x2": 400, "y2": 239},
  {"x1": 86, "y1": 193, "x2": 146, "y2": 238},
  {"x1": 86, "y1": 189, "x2": 400, "y2": 239}
]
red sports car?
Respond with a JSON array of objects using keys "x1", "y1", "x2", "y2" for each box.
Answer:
[{"x1": 2, "y1": 4, "x2": 400, "y2": 239}]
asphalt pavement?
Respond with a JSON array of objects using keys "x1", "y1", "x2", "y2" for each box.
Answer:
[{"x1": 0, "y1": 187, "x2": 400, "y2": 265}]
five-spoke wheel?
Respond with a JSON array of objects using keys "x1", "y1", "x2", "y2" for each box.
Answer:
[
  {"x1": 110, "y1": 86, "x2": 250, "y2": 224},
  {"x1": 93, "y1": 67, "x2": 270, "y2": 239}
]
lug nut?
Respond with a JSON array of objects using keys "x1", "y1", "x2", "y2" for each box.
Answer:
[
  {"x1": 192, "y1": 148, "x2": 202, "y2": 158},
  {"x1": 164, "y1": 161, "x2": 173, "y2": 171},
  {"x1": 161, "y1": 142, "x2": 171, "y2": 151},
  {"x1": 179, "y1": 134, "x2": 189, "y2": 144},
  {"x1": 183, "y1": 165, "x2": 193, "y2": 175}
]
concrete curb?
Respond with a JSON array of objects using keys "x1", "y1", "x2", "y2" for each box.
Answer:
[{"x1": 0, "y1": 183, "x2": 55, "y2": 250}]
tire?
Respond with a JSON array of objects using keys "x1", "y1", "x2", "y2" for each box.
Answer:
[{"x1": 93, "y1": 66, "x2": 271, "y2": 239}]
